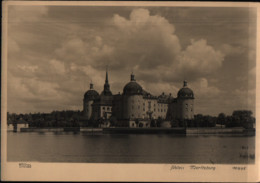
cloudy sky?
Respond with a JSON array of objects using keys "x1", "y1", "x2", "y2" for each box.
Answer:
[{"x1": 6, "y1": 5, "x2": 256, "y2": 116}]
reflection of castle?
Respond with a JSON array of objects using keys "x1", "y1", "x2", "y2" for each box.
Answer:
[{"x1": 83, "y1": 70, "x2": 194, "y2": 127}]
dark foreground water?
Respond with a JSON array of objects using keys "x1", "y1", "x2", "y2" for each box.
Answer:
[{"x1": 7, "y1": 132, "x2": 255, "y2": 164}]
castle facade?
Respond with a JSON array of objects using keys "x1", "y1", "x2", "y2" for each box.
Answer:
[{"x1": 83, "y1": 70, "x2": 194, "y2": 127}]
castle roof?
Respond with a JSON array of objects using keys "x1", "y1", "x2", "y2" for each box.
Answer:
[
  {"x1": 177, "y1": 80, "x2": 194, "y2": 99},
  {"x1": 84, "y1": 83, "x2": 99, "y2": 100},
  {"x1": 123, "y1": 73, "x2": 143, "y2": 95}
]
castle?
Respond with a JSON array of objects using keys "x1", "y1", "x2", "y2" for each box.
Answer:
[{"x1": 83, "y1": 70, "x2": 194, "y2": 127}]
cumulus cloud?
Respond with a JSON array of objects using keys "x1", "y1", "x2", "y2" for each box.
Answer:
[
  {"x1": 48, "y1": 8, "x2": 227, "y2": 87},
  {"x1": 87, "y1": 8, "x2": 225, "y2": 86},
  {"x1": 193, "y1": 78, "x2": 221, "y2": 97},
  {"x1": 177, "y1": 39, "x2": 225, "y2": 77},
  {"x1": 49, "y1": 59, "x2": 66, "y2": 75},
  {"x1": 8, "y1": 73, "x2": 60, "y2": 103},
  {"x1": 17, "y1": 65, "x2": 38, "y2": 73},
  {"x1": 109, "y1": 8, "x2": 181, "y2": 69},
  {"x1": 220, "y1": 44, "x2": 245, "y2": 56},
  {"x1": 7, "y1": 7, "x2": 255, "y2": 115},
  {"x1": 54, "y1": 36, "x2": 113, "y2": 68}
]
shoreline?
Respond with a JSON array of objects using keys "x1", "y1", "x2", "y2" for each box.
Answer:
[{"x1": 14, "y1": 127, "x2": 255, "y2": 136}]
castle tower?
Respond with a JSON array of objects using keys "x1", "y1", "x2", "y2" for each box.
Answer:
[
  {"x1": 83, "y1": 82, "x2": 99, "y2": 119},
  {"x1": 122, "y1": 72, "x2": 144, "y2": 121},
  {"x1": 176, "y1": 80, "x2": 194, "y2": 120}
]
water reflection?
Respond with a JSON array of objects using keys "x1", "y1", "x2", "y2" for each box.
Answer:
[{"x1": 7, "y1": 132, "x2": 255, "y2": 164}]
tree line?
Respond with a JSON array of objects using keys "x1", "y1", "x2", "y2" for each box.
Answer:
[
  {"x1": 168, "y1": 110, "x2": 255, "y2": 129},
  {"x1": 7, "y1": 110, "x2": 82, "y2": 128},
  {"x1": 7, "y1": 110, "x2": 255, "y2": 129}
]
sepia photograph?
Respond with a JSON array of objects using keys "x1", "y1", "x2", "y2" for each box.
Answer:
[{"x1": 1, "y1": 1, "x2": 259, "y2": 182}]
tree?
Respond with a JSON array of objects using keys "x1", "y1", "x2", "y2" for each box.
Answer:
[
  {"x1": 194, "y1": 114, "x2": 203, "y2": 127},
  {"x1": 231, "y1": 110, "x2": 255, "y2": 129},
  {"x1": 217, "y1": 113, "x2": 226, "y2": 128}
]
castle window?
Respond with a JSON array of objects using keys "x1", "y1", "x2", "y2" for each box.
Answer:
[
  {"x1": 143, "y1": 108, "x2": 145, "y2": 111},
  {"x1": 138, "y1": 105, "x2": 140, "y2": 109},
  {"x1": 102, "y1": 107, "x2": 105, "y2": 110},
  {"x1": 161, "y1": 109, "x2": 163, "y2": 112},
  {"x1": 191, "y1": 109, "x2": 193, "y2": 112},
  {"x1": 107, "y1": 107, "x2": 110, "y2": 110},
  {"x1": 154, "y1": 108, "x2": 156, "y2": 112}
]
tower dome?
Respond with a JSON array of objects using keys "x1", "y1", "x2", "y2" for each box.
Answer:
[
  {"x1": 177, "y1": 80, "x2": 194, "y2": 99},
  {"x1": 84, "y1": 83, "x2": 99, "y2": 100},
  {"x1": 123, "y1": 73, "x2": 143, "y2": 95}
]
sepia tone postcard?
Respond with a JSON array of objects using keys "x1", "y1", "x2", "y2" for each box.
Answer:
[{"x1": 1, "y1": 1, "x2": 259, "y2": 182}]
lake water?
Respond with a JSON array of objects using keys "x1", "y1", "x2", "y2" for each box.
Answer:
[{"x1": 7, "y1": 132, "x2": 255, "y2": 164}]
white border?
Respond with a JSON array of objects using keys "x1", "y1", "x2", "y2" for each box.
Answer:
[{"x1": 1, "y1": 1, "x2": 259, "y2": 182}]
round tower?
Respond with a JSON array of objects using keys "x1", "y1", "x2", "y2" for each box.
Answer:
[
  {"x1": 122, "y1": 73, "x2": 144, "y2": 120},
  {"x1": 177, "y1": 80, "x2": 194, "y2": 120},
  {"x1": 83, "y1": 83, "x2": 99, "y2": 119}
]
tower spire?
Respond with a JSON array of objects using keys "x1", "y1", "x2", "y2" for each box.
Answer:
[
  {"x1": 183, "y1": 80, "x2": 187, "y2": 87},
  {"x1": 131, "y1": 72, "x2": 135, "y2": 81},
  {"x1": 90, "y1": 80, "x2": 93, "y2": 89},
  {"x1": 102, "y1": 66, "x2": 112, "y2": 95},
  {"x1": 105, "y1": 65, "x2": 108, "y2": 83}
]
